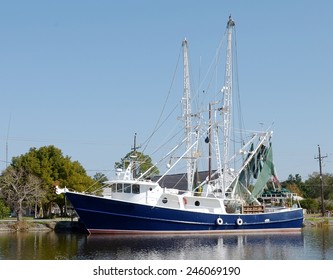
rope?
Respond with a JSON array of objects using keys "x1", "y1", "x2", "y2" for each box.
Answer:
[{"x1": 140, "y1": 45, "x2": 183, "y2": 154}]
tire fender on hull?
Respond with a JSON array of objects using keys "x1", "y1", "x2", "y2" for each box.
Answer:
[
  {"x1": 236, "y1": 217, "x2": 243, "y2": 226},
  {"x1": 216, "y1": 217, "x2": 223, "y2": 225}
]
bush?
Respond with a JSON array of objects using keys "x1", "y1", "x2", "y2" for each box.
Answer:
[
  {"x1": 300, "y1": 198, "x2": 320, "y2": 214},
  {"x1": 0, "y1": 199, "x2": 10, "y2": 219}
]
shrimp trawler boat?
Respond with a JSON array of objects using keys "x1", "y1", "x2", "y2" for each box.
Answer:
[{"x1": 58, "y1": 17, "x2": 304, "y2": 234}]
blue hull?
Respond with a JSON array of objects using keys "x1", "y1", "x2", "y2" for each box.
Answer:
[{"x1": 66, "y1": 192, "x2": 304, "y2": 234}]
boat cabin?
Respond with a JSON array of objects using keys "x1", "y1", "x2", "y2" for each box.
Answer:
[{"x1": 103, "y1": 179, "x2": 164, "y2": 205}]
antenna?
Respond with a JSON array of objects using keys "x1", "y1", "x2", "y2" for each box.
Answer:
[
  {"x1": 6, "y1": 114, "x2": 11, "y2": 168},
  {"x1": 131, "y1": 132, "x2": 141, "y2": 155},
  {"x1": 314, "y1": 145, "x2": 327, "y2": 217},
  {"x1": 131, "y1": 133, "x2": 141, "y2": 178}
]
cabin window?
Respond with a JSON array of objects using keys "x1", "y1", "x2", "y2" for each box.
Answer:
[
  {"x1": 132, "y1": 184, "x2": 140, "y2": 194},
  {"x1": 111, "y1": 184, "x2": 117, "y2": 193},
  {"x1": 124, "y1": 183, "x2": 131, "y2": 193},
  {"x1": 116, "y1": 183, "x2": 123, "y2": 192}
]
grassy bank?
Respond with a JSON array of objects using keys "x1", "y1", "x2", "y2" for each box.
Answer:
[
  {"x1": 0, "y1": 218, "x2": 87, "y2": 233},
  {"x1": 303, "y1": 214, "x2": 333, "y2": 227}
]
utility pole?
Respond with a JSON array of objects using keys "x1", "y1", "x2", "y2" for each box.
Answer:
[{"x1": 315, "y1": 145, "x2": 327, "y2": 217}]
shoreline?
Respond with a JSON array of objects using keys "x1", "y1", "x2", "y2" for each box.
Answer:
[
  {"x1": 0, "y1": 215, "x2": 332, "y2": 233},
  {"x1": 0, "y1": 218, "x2": 87, "y2": 233}
]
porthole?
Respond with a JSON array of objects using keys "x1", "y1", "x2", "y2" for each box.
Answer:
[
  {"x1": 195, "y1": 201, "x2": 200, "y2": 206},
  {"x1": 162, "y1": 197, "x2": 168, "y2": 204}
]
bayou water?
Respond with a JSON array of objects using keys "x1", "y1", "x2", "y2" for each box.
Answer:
[{"x1": 0, "y1": 226, "x2": 332, "y2": 260}]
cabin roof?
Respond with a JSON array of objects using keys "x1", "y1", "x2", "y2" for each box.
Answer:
[{"x1": 152, "y1": 170, "x2": 217, "y2": 191}]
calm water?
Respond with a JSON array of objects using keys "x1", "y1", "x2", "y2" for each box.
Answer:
[{"x1": 0, "y1": 227, "x2": 332, "y2": 260}]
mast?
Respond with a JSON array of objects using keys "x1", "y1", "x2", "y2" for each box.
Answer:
[
  {"x1": 208, "y1": 102, "x2": 212, "y2": 181},
  {"x1": 182, "y1": 38, "x2": 194, "y2": 191},
  {"x1": 221, "y1": 16, "x2": 235, "y2": 191}
]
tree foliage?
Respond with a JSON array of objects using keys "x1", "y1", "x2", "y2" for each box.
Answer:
[
  {"x1": 300, "y1": 198, "x2": 319, "y2": 214},
  {"x1": 0, "y1": 198, "x2": 10, "y2": 219},
  {"x1": 6, "y1": 145, "x2": 97, "y2": 217},
  {"x1": 280, "y1": 174, "x2": 304, "y2": 197},
  {"x1": 283, "y1": 173, "x2": 333, "y2": 214},
  {"x1": 0, "y1": 167, "x2": 42, "y2": 221},
  {"x1": 93, "y1": 172, "x2": 108, "y2": 185},
  {"x1": 12, "y1": 145, "x2": 96, "y2": 192},
  {"x1": 302, "y1": 172, "x2": 333, "y2": 200}
]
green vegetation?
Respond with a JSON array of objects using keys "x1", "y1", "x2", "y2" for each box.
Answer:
[
  {"x1": 0, "y1": 145, "x2": 102, "y2": 221},
  {"x1": 0, "y1": 199, "x2": 10, "y2": 219},
  {"x1": 282, "y1": 173, "x2": 333, "y2": 214},
  {"x1": 1, "y1": 144, "x2": 332, "y2": 221},
  {"x1": 114, "y1": 150, "x2": 159, "y2": 178}
]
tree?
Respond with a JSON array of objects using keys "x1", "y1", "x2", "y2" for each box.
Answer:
[
  {"x1": 115, "y1": 151, "x2": 159, "y2": 178},
  {"x1": 278, "y1": 174, "x2": 303, "y2": 200},
  {"x1": 93, "y1": 172, "x2": 108, "y2": 183},
  {"x1": 301, "y1": 172, "x2": 333, "y2": 199},
  {"x1": 283, "y1": 174, "x2": 303, "y2": 187},
  {"x1": 0, "y1": 167, "x2": 42, "y2": 221},
  {"x1": 10, "y1": 145, "x2": 97, "y2": 217},
  {"x1": 93, "y1": 172, "x2": 108, "y2": 188}
]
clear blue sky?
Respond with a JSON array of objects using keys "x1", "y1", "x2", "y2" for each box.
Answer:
[{"x1": 1, "y1": 0, "x2": 333, "y2": 181}]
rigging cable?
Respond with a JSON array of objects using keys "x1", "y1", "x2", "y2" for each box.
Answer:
[
  {"x1": 198, "y1": 29, "x2": 228, "y2": 106},
  {"x1": 140, "y1": 45, "x2": 183, "y2": 154},
  {"x1": 231, "y1": 25, "x2": 245, "y2": 169}
]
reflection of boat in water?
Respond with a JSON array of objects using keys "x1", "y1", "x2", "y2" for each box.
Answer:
[
  {"x1": 58, "y1": 16, "x2": 304, "y2": 234},
  {"x1": 77, "y1": 232, "x2": 305, "y2": 260}
]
